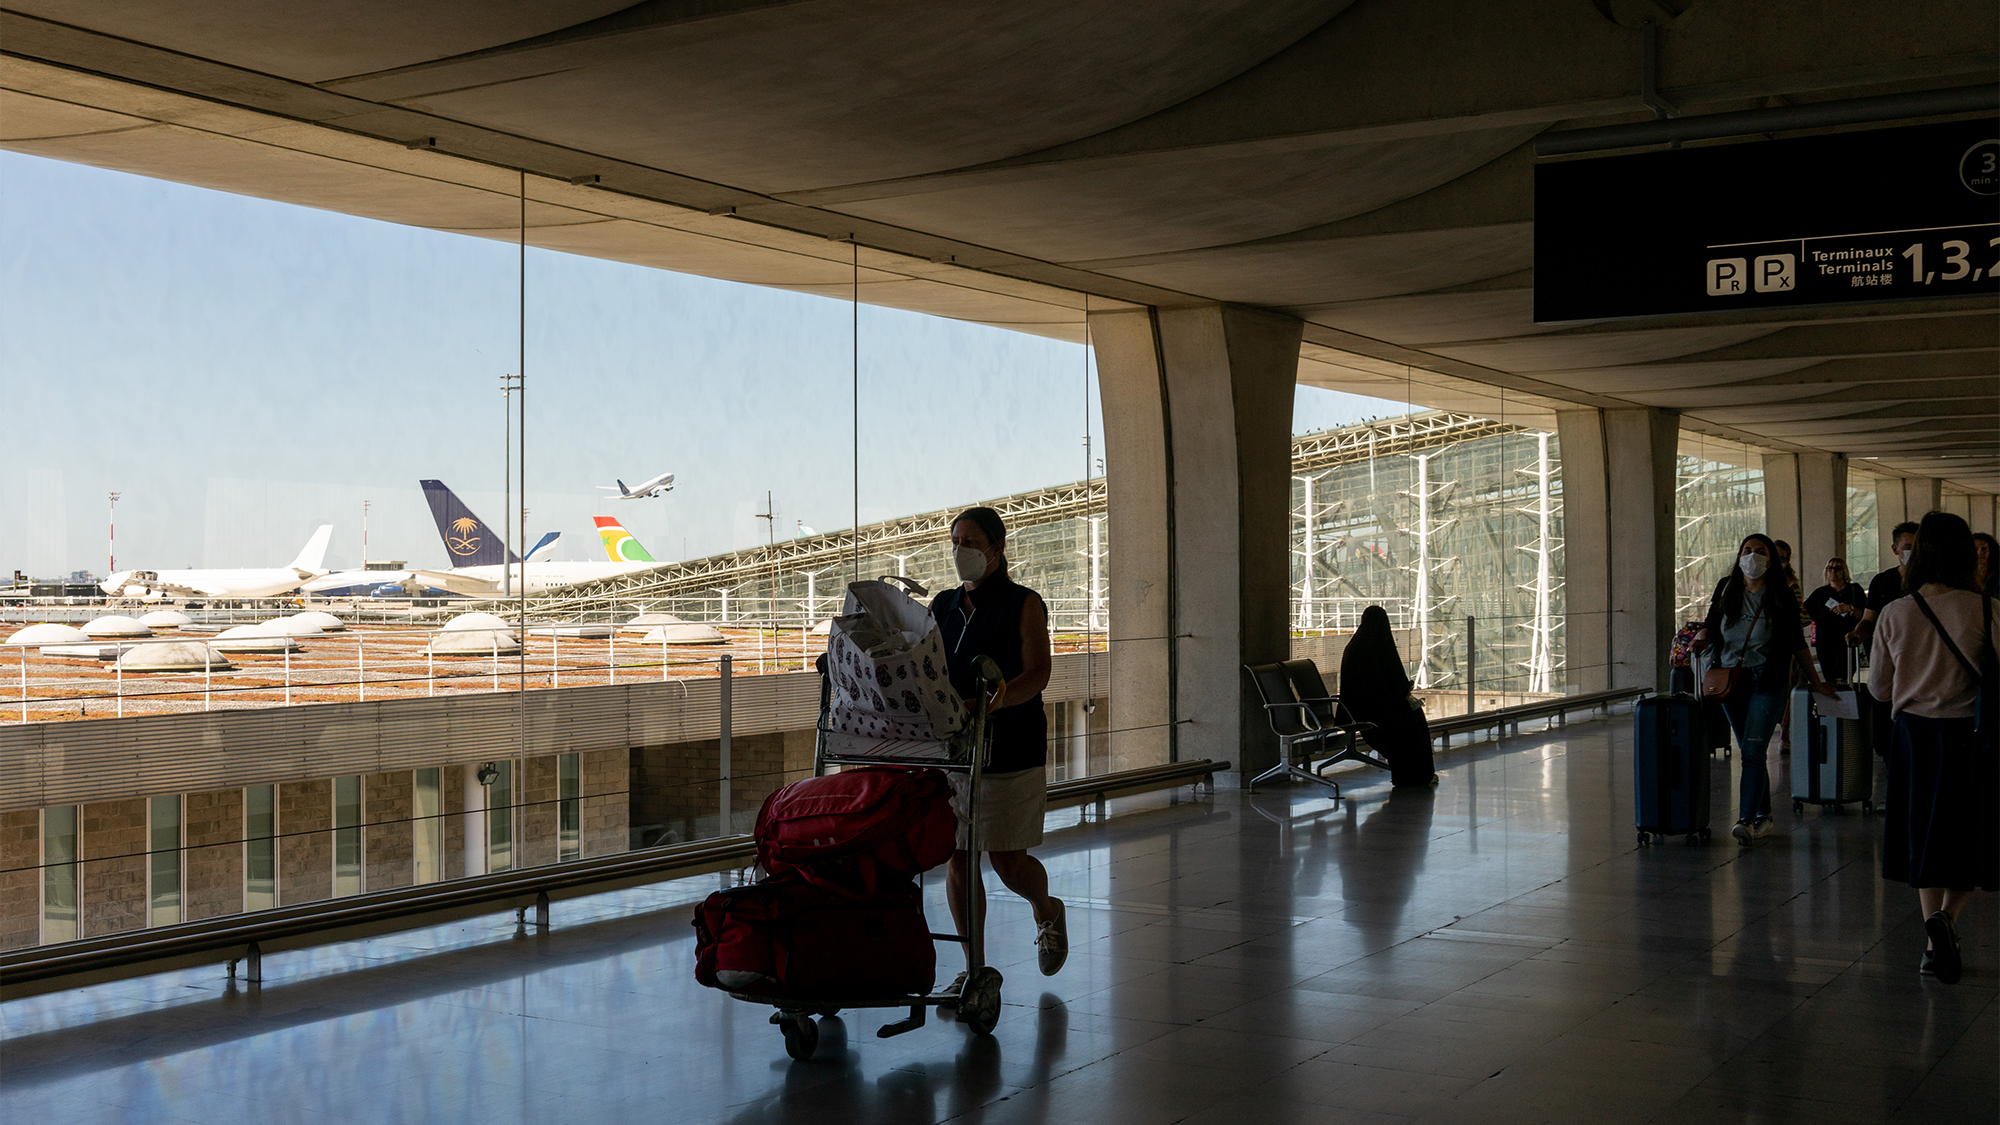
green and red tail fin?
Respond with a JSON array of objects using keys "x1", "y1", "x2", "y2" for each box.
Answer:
[{"x1": 593, "y1": 516, "x2": 657, "y2": 563}]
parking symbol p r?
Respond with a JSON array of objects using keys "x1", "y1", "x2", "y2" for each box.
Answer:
[{"x1": 1706, "y1": 258, "x2": 1747, "y2": 297}]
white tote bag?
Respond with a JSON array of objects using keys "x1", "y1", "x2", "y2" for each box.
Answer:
[{"x1": 826, "y1": 577, "x2": 968, "y2": 741}]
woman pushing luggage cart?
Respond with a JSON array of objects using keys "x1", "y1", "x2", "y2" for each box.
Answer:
[{"x1": 692, "y1": 571, "x2": 1010, "y2": 1060}]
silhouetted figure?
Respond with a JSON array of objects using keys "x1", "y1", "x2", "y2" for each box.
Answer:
[{"x1": 1339, "y1": 606, "x2": 1439, "y2": 787}]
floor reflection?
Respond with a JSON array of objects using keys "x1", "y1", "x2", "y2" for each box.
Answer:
[{"x1": 3, "y1": 722, "x2": 1991, "y2": 1125}]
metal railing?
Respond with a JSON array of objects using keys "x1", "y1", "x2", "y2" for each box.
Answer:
[{"x1": 0, "y1": 759, "x2": 1227, "y2": 1001}]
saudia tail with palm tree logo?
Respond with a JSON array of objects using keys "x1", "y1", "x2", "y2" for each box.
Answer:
[{"x1": 419, "y1": 479, "x2": 521, "y2": 567}]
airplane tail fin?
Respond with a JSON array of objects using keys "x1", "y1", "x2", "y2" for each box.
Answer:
[
  {"x1": 593, "y1": 516, "x2": 658, "y2": 563},
  {"x1": 288, "y1": 524, "x2": 335, "y2": 574},
  {"x1": 525, "y1": 531, "x2": 561, "y2": 561},
  {"x1": 421, "y1": 480, "x2": 519, "y2": 567},
  {"x1": 617, "y1": 479, "x2": 631, "y2": 497}
]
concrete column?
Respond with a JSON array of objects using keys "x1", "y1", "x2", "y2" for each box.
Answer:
[
  {"x1": 1761, "y1": 453, "x2": 1802, "y2": 551},
  {"x1": 1971, "y1": 495, "x2": 1997, "y2": 537},
  {"x1": 1877, "y1": 477, "x2": 1942, "y2": 568},
  {"x1": 1765, "y1": 452, "x2": 1848, "y2": 574},
  {"x1": 1556, "y1": 407, "x2": 1680, "y2": 694},
  {"x1": 1090, "y1": 304, "x2": 1301, "y2": 778}
]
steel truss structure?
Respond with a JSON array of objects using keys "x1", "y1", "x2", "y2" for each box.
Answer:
[
  {"x1": 513, "y1": 414, "x2": 1560, "y2": 696},
  {"x1": 1291, "y1": 423, "x2": 1565, "y2": 697}
]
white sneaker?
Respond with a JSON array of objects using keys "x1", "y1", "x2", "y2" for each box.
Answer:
[
  {"x1": 1749, "y1": 816, "x2": 1775, "y2": 840},
  {"x1": 1035, "y1": 898, "x2": 1068, "y2": 976},
  {"x1": 1731, "y1": 819, "x2": 1754, "y2": 846}
]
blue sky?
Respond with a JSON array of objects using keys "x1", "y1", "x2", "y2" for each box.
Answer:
[{"x1": 1, "y1": 151, "x2": 1404, "y2": 578}]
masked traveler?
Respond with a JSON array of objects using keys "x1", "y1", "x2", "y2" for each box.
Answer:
[
  {"x1": 933, "y1": 506, "x2": 1067, "y2": 989},
  {"x1": 1872, "y1": 511, "x2": 1999, "y2": 985},
  {"x1": 1695, "y1": 534, "x2": 1837, "y2": 846}
]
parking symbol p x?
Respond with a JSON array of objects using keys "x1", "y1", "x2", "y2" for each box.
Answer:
[{"x1": 1754, "y1": 254, "x2": 1796, "y2": 293}]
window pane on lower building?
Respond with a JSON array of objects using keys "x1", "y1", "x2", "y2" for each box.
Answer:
[
  {"x1": 334, "y1": 775, "x2": 361, "y2": 897},
  {"x1": 148, "y1": 794, "x2": 181, "y2": 927},
  {"x1": 42, "y1": 805, "x2": 78, "y2": 944},
  {"x1": 413, "y1": 768, "x2": 441, "y2": 885},
  {"x1": 245, "y1": 784, "x2": 275, "y2": 911}
]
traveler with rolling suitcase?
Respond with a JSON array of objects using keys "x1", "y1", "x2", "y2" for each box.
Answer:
[
  {"x1": 1790, "y1": 646, "x2": 1872, "y2": 815},
  {"x1": 1693, "y1": 534, "x2": 1839, "y2": 847},
  {"x1": 1871, "y1": 511, "x2": 1999, "y2": 985}
]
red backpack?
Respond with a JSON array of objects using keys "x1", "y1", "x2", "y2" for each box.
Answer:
[
  {"x1": 754, "y1": 766, "x2": 956, "y2": 896},
  {"x1": 693, "y1": 875, "x2": 935, "y2": 999}
]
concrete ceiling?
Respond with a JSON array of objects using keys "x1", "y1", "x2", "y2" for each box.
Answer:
[{"x1": 3, "y1": 0, "x2": 1995, "y2": 490}]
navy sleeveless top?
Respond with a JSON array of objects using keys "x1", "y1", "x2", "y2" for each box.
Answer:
[{"x1": 933, "y1": 571, "x2": 1047, "y2": 773}]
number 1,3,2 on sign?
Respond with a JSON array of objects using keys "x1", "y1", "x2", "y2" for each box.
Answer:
[{"x1": 1902, "y1": 237, "x2": 1999, "y2": 284}]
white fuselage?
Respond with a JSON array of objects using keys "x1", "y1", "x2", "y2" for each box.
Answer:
[
  {"x1": 101, "y1": 567, "x2": 313, "y2": 600},
  {"x1": 450, "y1": 560, "x2": 659, "y2": 594}
]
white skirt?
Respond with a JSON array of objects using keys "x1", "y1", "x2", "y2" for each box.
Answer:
[{"x1": 948, "y1": 766, "x2": 1046, "y2": 853}]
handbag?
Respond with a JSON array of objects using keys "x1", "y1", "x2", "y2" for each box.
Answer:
[
  {"x1": 1700, "y1": 596, "x2": 1766, "y2": 703},
  {"x1": 1909, "y1": 589, "x2": 1998, "y2": 747}
]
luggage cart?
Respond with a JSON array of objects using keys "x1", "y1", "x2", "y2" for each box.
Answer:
[{"x1": 729, "y1": 651, "x2": 1005, "y2": 1060}]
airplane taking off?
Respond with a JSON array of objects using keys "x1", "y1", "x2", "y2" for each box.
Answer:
[
  {"x1": 597, "y1": 471, "x2": 674, "y2": 500},
  {"x1": 102, "y1": 525, "x2": 333, "y2": 600},
  {"x1": 400, "y1": 482, "x2": 664, "y2": 595}
]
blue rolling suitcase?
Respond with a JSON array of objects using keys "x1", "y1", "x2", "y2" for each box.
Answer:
[{"x1": 1634, "y1": 693, "x2": 1712, "y2": 845}]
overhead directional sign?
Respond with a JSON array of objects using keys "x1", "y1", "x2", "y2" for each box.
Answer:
[{"x1": 1535, "y1": 118, "x2": 1999, "y2": 322}]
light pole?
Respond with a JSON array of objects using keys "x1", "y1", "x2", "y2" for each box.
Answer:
[
  {"x1": 107, "y1": 491, "x2": 121, "y2": 578},
  {"x1": 500, "y1": 374, "x2": 518, "y2": 597},
  {"x1": 361, "y1": 499, "x2": 371, "y2": 571}
]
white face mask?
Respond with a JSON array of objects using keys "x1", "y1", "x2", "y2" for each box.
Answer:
[
  {"x1": 1739, "y1": 553, "x2": 1768, "y2": 580},
  {"x1": 953, "y1": 546, "x2": 989, "y2": 582},
  {"x1": 1899, "y1": 548, "x2": 1914, "y2": 566}
]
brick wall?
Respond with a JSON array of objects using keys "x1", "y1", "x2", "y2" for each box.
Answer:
[
  {"x1": 630, "y1": 729, "x2": 818, "y2": 847},
  {"x1": 520, "y1": 756, "x2": 559, "y2": 869},
  {"x1": 278, "y1": 779, "x2": 331, "y2": 906},
  {"x1": 184, "y1": 788, "x2": 243, "y2": 922},
  {"x1": 580, "y1": 748, "x2": 627, "y2": 858},
  {"x1": 80, "y1": 798, "x2": 147, "y2": 937},
  {"x1": 364, "y1": 772, "x2": 413, "y2": 892},
  {"x1": 0, "y1": 809, "x2": 38, "y2": 950}
]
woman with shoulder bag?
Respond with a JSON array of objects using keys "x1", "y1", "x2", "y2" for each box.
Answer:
[
  {"x1": 1871, "y1": 511, "x2": 2000, "y2": 985},
  {"x1": 1694, "y1": 534, "x2": 1837, "y2": 846}
]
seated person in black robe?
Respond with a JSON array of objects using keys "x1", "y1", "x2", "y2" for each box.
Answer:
[{"x1": 1339, "y1": 605, "x2": 1440, "y2": 787}]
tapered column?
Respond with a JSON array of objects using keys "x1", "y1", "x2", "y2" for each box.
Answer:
[
  {"x1": 1876, "y1": 477, "x2": 1942, "y2": 569},
  {"x1": 1764, "y1": 452, "x2": 1848, "y2": 574},
  {"x1": 1556, "y1": 407, "x2": 1680, "y2": 694},
  {"x1": 1091, "y1": 304, "x2": 1301, "y2": 778}
]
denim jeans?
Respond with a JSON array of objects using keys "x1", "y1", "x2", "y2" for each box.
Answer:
[{"x1": 1724, "y1": 687, "x2": 1788, "y2": 822}]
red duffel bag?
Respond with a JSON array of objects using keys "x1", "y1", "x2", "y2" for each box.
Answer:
[
  {"x1": 693, "y1": 875, "x2": 936, "y2": 999},
  {"x1": 755, "y1": 766, "x2": 956, "y2": 895}
]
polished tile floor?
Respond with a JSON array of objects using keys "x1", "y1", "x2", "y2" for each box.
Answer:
[{"x1": 3, "y1": 715, "x2": 1993, "y2": 1124}]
